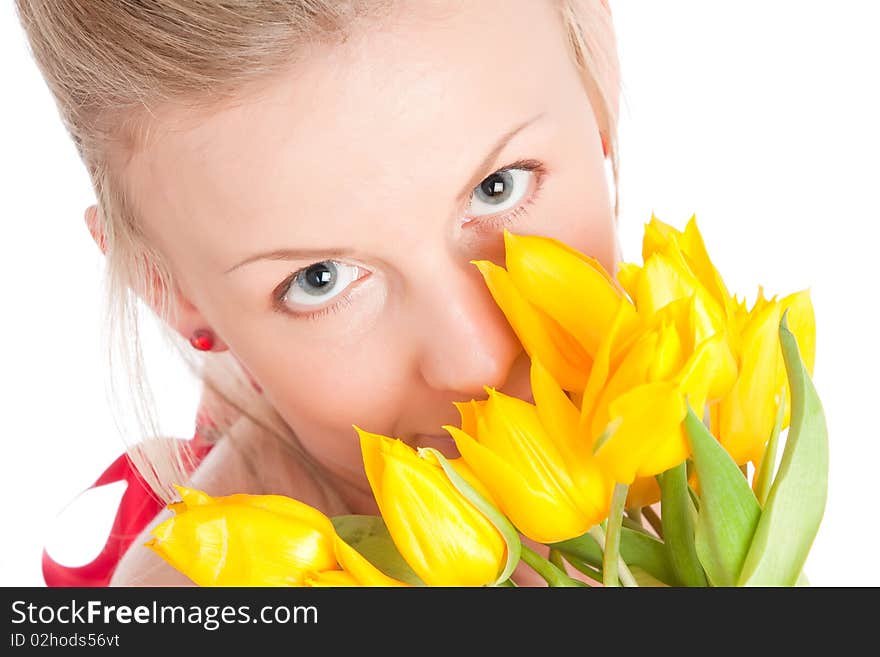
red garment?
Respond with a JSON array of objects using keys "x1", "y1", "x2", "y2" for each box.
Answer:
[{"x1": 41, "y1": 411, "x2": 215, "y2": 587}]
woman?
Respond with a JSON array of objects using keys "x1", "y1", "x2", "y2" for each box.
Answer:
[{"x1": 16, "y1": 0, "x2": 620, "y2": 586}]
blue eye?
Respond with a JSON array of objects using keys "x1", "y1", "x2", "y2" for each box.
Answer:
[
  {"x1": 468, "y1": 168, "x2": 533, "y2": 217},
  {"x1": 463, "y1": 160, "x2": 546, "y2": 229},
  {"x1": 281, "y1": 260, "x2": 362, "y2": 308}
]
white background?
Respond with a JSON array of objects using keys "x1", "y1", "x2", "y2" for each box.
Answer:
[{"x1": 2, "y1": 1, "x2": 878, "y2": 586}]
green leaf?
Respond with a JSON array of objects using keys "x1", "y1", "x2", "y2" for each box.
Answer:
[
  {"x1": 737, "y1": 315, "x2": 829, "y2": 586},
  {"x1": 561, "y1": 554, "x2": 603, "y2": 582},
  {"x1": 658, "y1": 463, "x2": 708, "y2": 586},
  {"x1": 332, "y1": 515, "x2": 426, "y2": 586},
  {"x1": 752, "y1": 394, "x2": 786, "y2": 506},
  {"x1": 628, "y1": 566, "x2": 670, "y2": 587},
  {"x1": 685, "y1": 404, "x2": 761, "y2": 586},
  {"x1": 551, "y1": 526, "x2": 677, "y2": 586},
  {"x1": 422, "y1": 448, "x2": 522, "y2": 586}
]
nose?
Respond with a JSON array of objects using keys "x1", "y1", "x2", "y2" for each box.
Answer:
[{"x1": 416, "y1": 260, "x2": 523, "y2": 396}]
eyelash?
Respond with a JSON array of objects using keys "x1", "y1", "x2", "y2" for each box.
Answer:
[
  {"x1": 274, "y1": 159, "x2": 547, "y2": 321},
  {"x1": 271, "y1": 270, "x2": 361, "y2": 321},
  {"x1": 464, "y1": 158, "x2": 547, "y2": 231}
]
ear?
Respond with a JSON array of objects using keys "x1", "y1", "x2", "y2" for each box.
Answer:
[
  {"x1": 83, "y1": 204, "x2": 229, "y2": 353},
  {"x1": 84, "y1": 204, "x2": 106, "y2": 254}
]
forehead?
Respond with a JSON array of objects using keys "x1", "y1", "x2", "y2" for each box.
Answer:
[{"x1": 126, "y1": 0, "x2": 577, "y2": 273}]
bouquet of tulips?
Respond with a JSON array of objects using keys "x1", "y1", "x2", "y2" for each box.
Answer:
[{"x1": 147, "y1": 216, "x2": 827, "y2": 587}]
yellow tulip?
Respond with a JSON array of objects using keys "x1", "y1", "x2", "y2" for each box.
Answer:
[
  {"x1": 472, "y1": 231, "x2": 640, "y2": 394},
  {"x1": 585, "y1": 295, "x2": 737, "y2": 484},
  {"x1": 626, "y1": 476, "x2": 662, "y2": 509},
  {"x1": 444, "y1": 356, "x2": 614, "y2": 544},
  {"x1": 146, "y1": 486, "x2": 403, "y2": 586},
  {"x1": 306, "y1": 535, "x2": 407, "y2": 587},
  {"x1": 713, "y1": 289, "x2": 816, "y2": 465},
  {"x1": 619, "y1": 215, "x2": 738, "y2": 352},
  {"x1": 357, "y1": 428, "x2": 506, "y2": 586},
  {"x1": 470, "y1": 219, "x2": 737, "y2": 486},
  {"x1": 502, "y1": 230, "x2": 638, "y2": 358},
  {"x1": 640, "y1": 214, "x2": 734, "y2": 320},
  {"x1": 472, "y1": 259, "x2": 592, "y2": 392}
]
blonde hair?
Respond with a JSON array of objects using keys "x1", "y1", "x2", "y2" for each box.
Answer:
[{"x1": 15, "y1": 0, "x2": 622, "y2": 503}]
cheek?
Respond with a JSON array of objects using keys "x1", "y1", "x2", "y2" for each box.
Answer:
[
  {"x1": 532, "y1": 155, "x2": 617, "y2": 273},
  {"x1": 255, "y1": 332, "x2": 413, "y2": 435},
  {"x1": 521, "y1": 103, "x2": 617, "y2": 274}
]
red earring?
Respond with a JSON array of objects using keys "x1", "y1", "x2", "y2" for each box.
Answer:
[{"x1": 189, "y1": 329, "x2": 215, "y2": 351}]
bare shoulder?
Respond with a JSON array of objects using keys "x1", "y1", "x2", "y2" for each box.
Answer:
[
  {"x1": 111, "y1": 429, "x2": 257, "y2": 587},
  {"x1": 109, "y1": 508, "x2": 194, "y2": 587},
  {"x1": 111, "y1": 416, "x2": 338, "y2": 586}
]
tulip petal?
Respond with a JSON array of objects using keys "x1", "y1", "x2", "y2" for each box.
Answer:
[
  {"x1": 580, "y1": 300, "x2": 641, "y2": 431},
  {"x1": 717, "y1": 301, "x2": 784, "y2": 465},
  {"x1": 148, "y1": 503, "x2": 337, "y2": 586},
  {"x1": 382, "y1": 455, "x2": 504, "y2": 586},
  {"x1": 627, "y1": 476, "x2": 661, "y2": 509},
  {"x1": 359, "y1": 430, "x2": 505, "y2": 586},
  {"x1": 305, "y1": 570, "x2": 359, "y2": 587},
  {"x1": 678, "y1": 333, "x2": 738, "y2": 412},
  {"x1": 452, "y1": 400, "x2": 481, "y2": 438},
  {"x1": 595, "y1": 382, "x2": 688, "y2": 483},
  {"x1": 530, "y1": 357, "x2": 615, "y2": 519},
  {"x1": 780, "y1": 289, "x2": 815, "y2": 375},
  {"x1": 636, "y1": 429, "x2": 691, "y2": 480},
  {"x1": 172, "y1": 485, "x2": 213, "y2": 509},
  {"x1": 616, "y1": 262, "x2": 641, "y2": 300},
  {"x1": 223, "y1": 492, "x2": 336, "y2": 537},
  {"x1": 503, "y1": 230, "x2": 631, "y2": 357},
  {"x1": 636, "y1": 254, "x2": 697, "y2": 316},
  {"x1": 589, "y1": 330, "x2": 659, "y2": 441},
  {"x1": 446, "y1": 424, "x2": 591, "y2": 544},
  {"x1": 333, "y1": 535, "x2": 408, "y2": 587},
  {"x1": 530, "y1": 357, "x2": 587, "y2": 464},
  {"x1": 648, "y1": 321, "x2": 685, "y2": 382},
  {"x1": 472, "y1": 259, "x2": 590, "y2": 391},
  {"x1": 476, "y1": 389, "x2": 580, "y2": 505},
  {"x1": 643, "y1": 215, "x2": 733, "y2": 319},
  {"x1": 425, "y1": 447, "x2": 522, "y2": 586},
  {"x1": 680, "y1": 216, "x2": 734, "y2": 312}
]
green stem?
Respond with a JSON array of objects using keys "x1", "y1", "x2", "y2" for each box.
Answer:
[
  {"x1": 625, "y1": 506, "x2": 644, "y2": 527},
  {"x1": 641, "y1": 505, "x2": 664, "y2": 539},
  {"x1": 622, "y1": 516, "x2": 650, "y2": 534},
  {"x1": 548, "y1": 548, "x2": 594, "y2": 586},
  {"x1": 587, "y1": 525, "x2": 638, "y2": 587},
  {"x1": 560, "y1": 555, "x2": 602, "y2": 584},
  {"x1": 497, "y1": 578, "x2": 517, "y2": 587},
  {"x1": 519, "y1": 545, "x2": 585, "y2": 587},
  {"x1": 623, "y1": 507, "x2": 653, "y2": 535},
  {"x1": 548, "y1": 548, "x2": 567, "y2": 573},
  {"x1": 603, "y1": 483, "x2": 629, "y2": 587}
]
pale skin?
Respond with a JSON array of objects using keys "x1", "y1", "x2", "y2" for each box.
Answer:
[{"x1": 89, "y1": 0, "x2": 620, "y2": 586}]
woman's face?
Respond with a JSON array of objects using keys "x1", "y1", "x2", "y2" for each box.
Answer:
[{"x1": 125, "y1": 0, "x2": 617, "y2": 494}]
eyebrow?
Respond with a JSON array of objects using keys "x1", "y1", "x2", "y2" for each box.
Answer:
[{"x1": 224, "y1": 111, "x2": 546, "y2": 275}]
